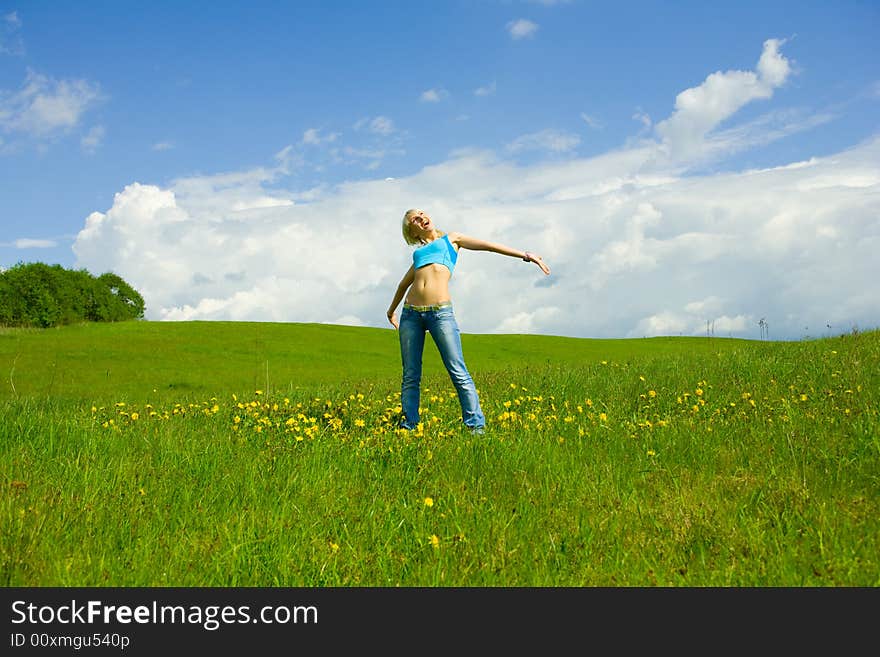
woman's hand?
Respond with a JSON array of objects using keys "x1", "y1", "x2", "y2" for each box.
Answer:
[
  {"x1": 387, "y1": 310, "x2": 399, "y2": 330},
  {"x1": 524, "y1": 252, "x2": 551, "y2": 275}
]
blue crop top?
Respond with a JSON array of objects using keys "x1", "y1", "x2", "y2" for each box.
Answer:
[{"x1": 413, "y1": 234, "x2": 458, "y2": 275}]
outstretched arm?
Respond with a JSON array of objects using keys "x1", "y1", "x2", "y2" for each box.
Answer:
[
  {"x1": 386, "y1": 265, "x2": 415, "y2": 329},
  {"x1": 450, "y1": 232, "x2": 551, "y2": 275}
]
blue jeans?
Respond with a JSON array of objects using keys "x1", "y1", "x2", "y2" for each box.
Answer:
[{"x1": 398, "y1": 303, "x2": 485, "y2": 430}]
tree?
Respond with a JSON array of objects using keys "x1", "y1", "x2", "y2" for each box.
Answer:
[{"x1": 0, "y1": 262, "x2": 146, "y2": 327}]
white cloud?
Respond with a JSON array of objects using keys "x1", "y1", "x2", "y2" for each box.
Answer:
[
  {"x1": 15, "y1": 238, "x2": 57, "y2": 248},
  {"x1": 0, "y1": 69, "x2": 104, "y2": 140},
  {"x1": 580, "y1": 113, "x2": 602, "y2": 130},
  {"x1": 507, "y1": 129, "x2": 580, "y2": 154},
  {"x1": 631, "y1": 311, "x2": 690, "y2": 338},
  {"x1": 475, "y1": 81, "x2": 496, "y2": 97},
  {"x1": 633, "y1": 109, "x2": 652, "y2": 131},
  {"x1": 420, "y1": 88, "x2": 448, "y2": 103},
  {"x1": 170, "y1": 166, "x2": 294, "y2": 219},
  {"x1": 81, "y1": 125, "x2": 105, "y2": 153},
  {"x1": 494, "y1": 307, "x2": 561, "y2": 334},
  {"x1": 152, "y1": 141, "x2": 174, "y2": 151},
  {"x1": 354, "y1": 115, "x2": 395, "y2": 136},
  {"x1": 654, "y1": 38, "x2": 792, "y2": 163},
  {"x1": 684, "y1": 296, "x2": 725, "y2": 316},
  {"x1": 71, "y1": 41, "x2": 880, "y2": 341},
  {"x1": 507, "y1": 19, "x2": 538, "y2": 40},
  {"x1": 302, "y1": 127, "x2": 339, "y2": 145},
  {"x1": 589, "y1": 202, "x2": 662, "y2": 288}
]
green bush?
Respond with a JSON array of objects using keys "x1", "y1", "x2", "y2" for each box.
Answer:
[{"x1": 0, "y1": 262, "x2": 145, "y2": 327}]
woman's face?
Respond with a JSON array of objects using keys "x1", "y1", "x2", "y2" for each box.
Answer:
[{"x1": 407, "y1": 210, "x2": 434, "y2": 240}]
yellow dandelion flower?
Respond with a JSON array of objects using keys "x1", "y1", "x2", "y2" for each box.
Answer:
[
  {"x1": 648, "y1": 390, "x2": 656, "y2": 398},
  {"x1": 599, "y1": 412, "x2": 608, "y2": 423},
  {"x1": 130, "y1": 412, "x2": 139, "y2": 421},
  {"x1": 424, "y1": 497, "x2": 434, "y2": 507},
  {"x1": 429, "y1": 534, "x2": 440, "y2": 549}
]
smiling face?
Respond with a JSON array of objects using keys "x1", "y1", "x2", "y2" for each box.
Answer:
[{"x1": 403, "y1": 208, "x2": 437, "y2": 244}]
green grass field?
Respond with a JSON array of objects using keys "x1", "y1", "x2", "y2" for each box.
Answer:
[{"x1": 1, "y1": 321, "x2": 877, "y2": 586}]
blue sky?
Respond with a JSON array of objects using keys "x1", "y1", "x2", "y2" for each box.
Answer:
[{"x1": 1, "y1": 1, "x2": 878, "y2": 340}]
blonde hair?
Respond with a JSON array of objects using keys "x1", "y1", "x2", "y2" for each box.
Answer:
[{"x1": 402, "y1": 208, "x2": 444, "y2": 245}]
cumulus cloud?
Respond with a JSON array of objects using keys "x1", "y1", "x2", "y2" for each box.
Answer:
[
  {"x1": 73, "y1": 180, "x2": 390, "y2": 324},
  {"x1": 72, "y1": 40, "x2": 880, "y2": 341},
  {"x1": 507, "y1": 19, "x2": 538, "y2": 40},
  {"x1": 0, "y1": 68, "x2": 104, "y2": 140},
  {"x1": 420, "y1": 88, "x2": 448, "y2": 103},
  {"x1": 654, "y1": 38, "x2": 792, "y2": 163}
]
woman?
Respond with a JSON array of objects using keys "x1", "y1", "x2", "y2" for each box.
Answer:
[{"x1": 386, "y1": 208, "x2": 551, "y2": 433}]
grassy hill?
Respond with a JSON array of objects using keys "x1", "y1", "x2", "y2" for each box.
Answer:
[
  {"x1": 1, "y1": 321, "x2": 877, "y2": 587},
  {"x1": 0, "y1": 320, "x2": 751, "y2": 402}
]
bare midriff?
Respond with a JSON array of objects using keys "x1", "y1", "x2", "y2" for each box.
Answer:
[{"x1": 404, "y1": 264, "x2": 452, "y2": 306}]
